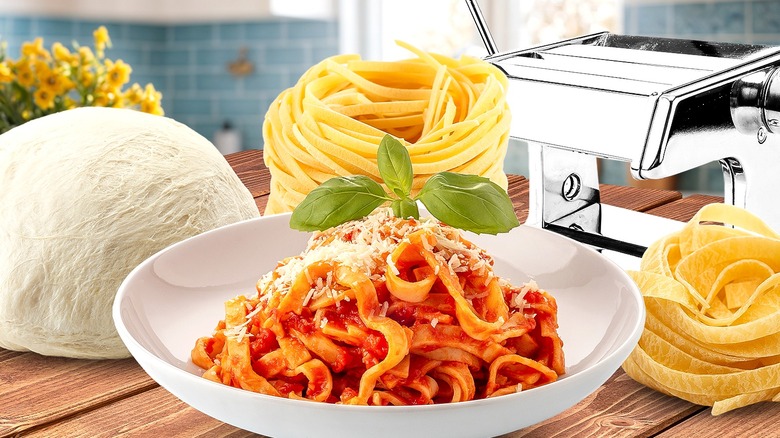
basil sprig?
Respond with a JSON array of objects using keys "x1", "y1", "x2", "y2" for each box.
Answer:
[{"x1": 289, "y1": 134, "x2": 519, "y2": 234}]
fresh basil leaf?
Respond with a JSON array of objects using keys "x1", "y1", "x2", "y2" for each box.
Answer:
[
  {"x1": 377, "y1": 134, "x2": 413, "y2": 198},
  {"x1": 391, "y1": 198, "x2": 420, "y2": 219},
  {"x1": 290, "y1": 176, "x2": 389, "y2": 231},
  {"x1": 417, "y1": 172, "x2": 520, "y2": 234}
]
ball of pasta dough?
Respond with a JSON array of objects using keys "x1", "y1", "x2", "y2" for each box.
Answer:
[{"x1": 0, "y1": 107, "x2": 260, "y2": 359}]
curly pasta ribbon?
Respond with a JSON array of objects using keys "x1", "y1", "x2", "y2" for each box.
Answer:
[{"x1": 624, "y1": 203, "x2": 780, "y2": 415}]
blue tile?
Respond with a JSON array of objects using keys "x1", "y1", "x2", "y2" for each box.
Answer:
[
  {"x1": 104, "y1": 45, "x2": 145, "y2": 67},
  {"x1": 714, "y1": 2, "x2": 746, "y2": 34},
  {"x1": 288, "y1": 64, "x2": 314, "y2": 82},
  {"x1": 623, "y1": 5, "x2": 637, "y2": 34},
  {"x1": 287, "y1": 19, "x2": 334, "y2": 39},
  {"x1": 172, "y1": 24, "x2": 215, "y2": 42},
  {"x1": 636, "y1": 5, "x2": 669, "y2": 36},
  {"x1": 753, "y1": 37, "x2": 780, "y2": 45},
  {"x1": 191, "y1": 121, "x2": 223, "y2": 142},
  {"x1": 195, "y1": 72, "x2": 240, "y2": 92},
  {"x1": 674, "y1": 2, "x2": 744, "y2": 36},
  {"x1": 753, "y1": 0, "x2": 780, "y2": 34},
  {"x1": 7, "y1": 17, "x2": 32, "y2": 36},
  {"x1": 676, "y1": 168, "x2": 703, "y2": 191},
  {"x1": 218, "y1": 23, "x2": 244, "y2": 41},
  {"x1": 598, "y1": 159, "x2": 628, "y2": 186},
  {"x1": 35, "y1": 18, "x2": 75, "y2": 39},
  {"x1": 128, "y1": 72, "x2": 168, "y2": 90},
  {"x1": 171, "y1": 97, "x2": 214, "y2": 116},
  {"x1": 242, "y1": 124, "x2": 263, "y2": 149},
  {"x1": 195, "y1": 45, "x2": 257, "y2": 67},
  {"x1": 2, "y1": 37, "x2": 21, "y2": 59},
  {"x1": 673, "y1": 4, "x2": 709, "y2": 35},
  {"x1": 171, "y1": 72, "x2": 194, "y2": 91},
  {"x1": 502, "y1": 139, "x2": 529, "y2": 177},
  {"x1": 246, "y1": 21, "x2": 283, "y2": 40},
  {"x1": 218, "y1": 97, "x2": 263, "y2": 119},
  {"x1": 150, "y1": 48, "x2": 190, "y2": 68},
  {"x1": 125, "y1": 24, "x2": 166, "y2": 43},
  {"x1": 243, "y1": 70, "x2": 287, "y2": 92},
  {"x1": 312, "y1": 42, "x2": 338, "y2": 62},
  {"x1": 704, "y1": 161, "x2": 725, "y2": 194},
  {"x1": 265, "y1": 43, "x2": 308, "y2": 65}
]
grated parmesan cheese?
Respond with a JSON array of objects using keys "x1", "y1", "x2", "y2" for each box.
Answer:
[{"x1": 249, "y1": 208, "x2": 500, "y2": 326}]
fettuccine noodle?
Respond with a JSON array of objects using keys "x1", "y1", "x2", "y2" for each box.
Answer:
[
  {"x1": 261, "y1": 42, "x2": 511, "y2": 215},
  {"x1": 192, "y1": 208, "x2": 564, "y2": 405},
  {"x1": 624, "y1": 203, "x2": 780, "y2": 415}
]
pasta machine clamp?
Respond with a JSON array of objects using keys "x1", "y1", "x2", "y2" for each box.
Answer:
[{"x1": 466, "y1": 0, "x2": 780, "y2": 257}]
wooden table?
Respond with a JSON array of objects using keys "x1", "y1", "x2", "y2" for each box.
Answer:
[{"x1": 2, "y1": 149, "x2": 777, "y2": 437}]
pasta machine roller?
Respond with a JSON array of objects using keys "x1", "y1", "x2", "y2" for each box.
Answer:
[{"x1": 467, "y1": 0, "x2": 780, "y2": 257}]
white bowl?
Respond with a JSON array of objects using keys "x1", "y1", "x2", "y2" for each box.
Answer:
[{"x1": 113, "y1": 213, "x2": 645, "y2": 438}]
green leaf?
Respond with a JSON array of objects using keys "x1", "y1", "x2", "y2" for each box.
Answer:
[
  {"x1": 417, "y1": 172, "x2": 520, "y2": 234},
  {"x1": 377, "y1": 134, "x2": 413, "y2": 198},
  {"x1": 391, "y1": 198, "x2": 420, "y2": 219},
  {"x1": 290, "y1": 176, "x2": 390, "y2": 231}
]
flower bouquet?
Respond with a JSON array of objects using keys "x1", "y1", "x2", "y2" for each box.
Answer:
[{"x1": 0, "y1": 26, "x2": 163, "y2": 133}]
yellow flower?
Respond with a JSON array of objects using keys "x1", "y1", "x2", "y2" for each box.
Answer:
[
  {"x1": 33, "y1": 87, "x2": 55, "y2": 110},
  {"x1": 33, "y1": 59, "x2": 52, "y2": 77},
  {"x1": 62, "y1": 96, "x2": 77, "y2": 109},
  {"x1": 21, "y1": 37, "x2": 51, "y2": 60},
  {"x1": 38, "y1": 66, "x2": 73, "y2": 95},
  {"x1": 93, "y1": 26, "x2": 111, "y2": 58},
  {"x1": 78, "y1": 46, "x2": 95, "y2": 65},
  {"x1": 0, "y1": 61, "x2": 13, "y2": 83},
  {"x1": 140, "y1": 83, "x2": 164, "y2": 116},
  {"x1": 14, "y1": 60, "x2": 35, "y2": 87},
  {"x1": 104, "y1": 59, "x2": 132, "y2": 89},
  {"x1": 94, "y1": 83, "x2": 122, "y2": 108},
  {"x1": 123, "y1": 82, "x2": 143, "y2": 105},
  {"x1": 52, "y1": 42, "x2": 77, "y2": 65},
  {"x1": 78, "y1": 68, "x2": 95, "y2": 88}
]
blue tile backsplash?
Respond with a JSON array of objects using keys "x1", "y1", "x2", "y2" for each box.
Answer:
[{"x1": 0, "y1": 16, "x2": 339, "y2": 151}]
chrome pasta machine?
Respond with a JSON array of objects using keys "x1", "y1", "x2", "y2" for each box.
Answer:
[{"x1": 467, "y1": 1, "x2": 780, "y2": 257}]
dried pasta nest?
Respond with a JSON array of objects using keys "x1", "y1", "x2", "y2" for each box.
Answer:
[
  {"x1": 624, "y1": 203, "x2": 780, "y2": 415},
  {"x1": 262, "y1": 42, "x2": 511, "y2": 215}
]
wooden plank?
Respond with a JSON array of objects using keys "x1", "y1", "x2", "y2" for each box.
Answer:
[
  {"x1": 0, "y1": 348, "x2": 22, "y2": 362},
  {"x1": 654, "y1": 402, "x2": 780, "y2": 438},
  {"x1": 507, "y1": 370, "x2": 704, "y2": 437},
  {"x1": 507, "y1": 174, "x2": 530, "y2": 222},
  {"x1": 600, "y1": 184, "x2": 682, "y2": 212},
  {"x1": 223, "y1": 149, "x2": 270, "y2": 199},
  {"x1": 644, "y1": 194, "x2": 723, "y2": 222},
  {"x1": 0, "y1": 355, "x2": 156, "y2": 437},
  {"x1": 24, "y1": 386, "x2": 259, "y2": 438}
]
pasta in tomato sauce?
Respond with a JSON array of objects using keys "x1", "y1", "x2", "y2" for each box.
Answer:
[{"x1": 192, "y1": 208, "x2": 564, "y2": 405}]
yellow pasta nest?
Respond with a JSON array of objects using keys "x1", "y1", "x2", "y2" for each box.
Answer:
[
  {"x1": 624, "y1": 203, "x2": 780, "y2": 415},
  {"x1": 261, "y1": 42, "x2": 511, "y2": 215}
]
